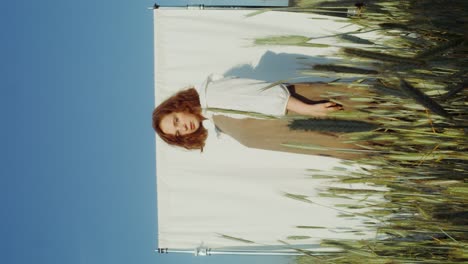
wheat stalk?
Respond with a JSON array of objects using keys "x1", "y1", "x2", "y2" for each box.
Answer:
[
  {"x1": 378, "y1": 22, "x2": 411, "y2": 30},
  {"x1": 370, "y1": 83, "x2": 407, "y2": 97},
  {"x1": 343, "y1": 47, "x2": 424, "y2": 65},
  {"x1": 399, "y1": 79, "x2": 452, "y2": 119},
  {"x1": 415, "y1": 38, "x2": 465, "y2": 59},
  {"x1": 313, "y1": 64, "x2": 378, "y2": 75},
  {"x1": 339, "y1": 34, "x2": 375, "y2": 45},
  {"x1": 288, "y1": 119, "x2": 379, "y2": 133},
  {"x1": 438, "y1": 80, "x2": 467, "y2": 101}
]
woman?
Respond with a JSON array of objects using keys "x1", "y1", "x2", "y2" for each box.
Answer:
[{"x1": 152, "y1": 75, "x2": 345, "y2": 152}]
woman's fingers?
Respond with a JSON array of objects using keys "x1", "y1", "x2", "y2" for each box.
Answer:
[
  {"x1": 325, "y1": 102, "x2": 344, "y2": 110},
  {"x1": 306, "y1": 101, "x2": 344, "y2": 117}
]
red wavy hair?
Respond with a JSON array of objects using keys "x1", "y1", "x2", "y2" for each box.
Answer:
[{"x1": 152, "y1": 88, "x2": 208, "y2": 151}]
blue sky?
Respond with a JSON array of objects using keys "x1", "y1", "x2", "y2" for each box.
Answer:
[{"x1": 1, "y1": 0, "x2": 292, "y2": 263}]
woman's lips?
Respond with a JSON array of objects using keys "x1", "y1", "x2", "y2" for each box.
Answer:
[{"x1": 190, "y1": 122, "x2": 194, "y2": 130}]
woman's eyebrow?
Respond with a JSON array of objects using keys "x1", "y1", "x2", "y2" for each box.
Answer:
[{"x1": 173, "y1": 116, "x2": 179, "y2": 136}]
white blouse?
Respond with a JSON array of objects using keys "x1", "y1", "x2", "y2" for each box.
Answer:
[{"x1": 195, "y1": 74, "x2": 291, "y2": 118}]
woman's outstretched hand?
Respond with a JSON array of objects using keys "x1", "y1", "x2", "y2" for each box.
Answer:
[
  {"x1": 287, "y1": 96, "x2": 343, "y2": 117},
  {"x1": 307, "y1": 101, "x2": 344, "y2": 117}
]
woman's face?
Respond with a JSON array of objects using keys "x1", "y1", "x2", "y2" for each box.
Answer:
[{"x1": 159, "y1": 112, "x2": 201, "y2": 136}]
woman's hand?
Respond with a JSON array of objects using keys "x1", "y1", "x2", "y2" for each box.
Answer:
[
  {"x1": 287, "y1": 97, "x2": 343, "y2": 117},
  {"x1": 307, "y1": 102, "x2": 343, "y2": 117}
]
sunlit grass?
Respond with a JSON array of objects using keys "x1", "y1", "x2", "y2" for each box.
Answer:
[{"x1": 250, "y1": 0, "x2": 468, "y2": 262}]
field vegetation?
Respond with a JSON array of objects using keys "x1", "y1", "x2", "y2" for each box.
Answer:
[{"x1": 252, "y1": 0, "x2": 467, "y2": 262}]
